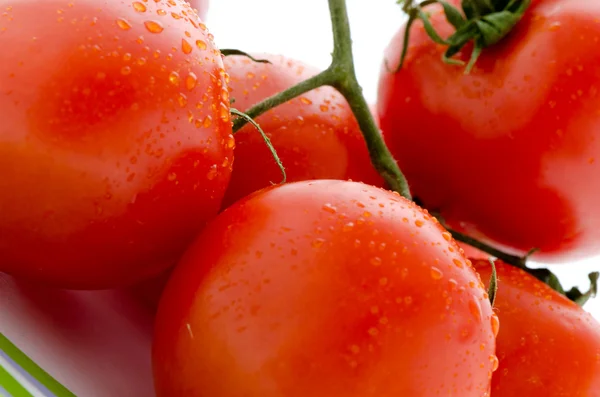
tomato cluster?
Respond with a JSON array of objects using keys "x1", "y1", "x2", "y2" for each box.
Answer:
[{"x1": 1, "y1": 0, "x2": 599, "y2": 396}]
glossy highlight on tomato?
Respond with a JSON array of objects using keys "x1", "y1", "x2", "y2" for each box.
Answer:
[
  {"x1": 473, "y1": 259, "x2": 600, "y2": 397},
  {"x1": 188, "y1": 0, "x2": 209, "y2": 20},
  {"x1": 0, "y1": 0, "x2": 233, "y2": 289},
  {"x1": 378, "y1": 0, "x2": 600, "y2": 262},
  {"x1": 153, "y1": 180, "x2": 497, "y2": 397},
  {"x1": 221, "y1": 54, "x2": 383, "y2": 209}
]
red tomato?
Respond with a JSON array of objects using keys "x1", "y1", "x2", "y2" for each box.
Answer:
[
  {"x1": 0, "y1": 0, "x2": 233, "y2": 289},
  {"x1": 378, "y1": 0, "x2": 600, "y2": 262},
  {"x1": 153, "y1": 180, "x2": 497, "y2": 397},
  {"x1": 188, "y1": 0, "x2": 209, "y2": 20},
  {"x1": 221, "y1": 54, "x2": 383, "y2": 208},
  {"x1": 458, "y1": 243, "x2": 488, "y2": 260},
  {"x1": 472, "y1": 260, "x2": 600, "y2": 396}
]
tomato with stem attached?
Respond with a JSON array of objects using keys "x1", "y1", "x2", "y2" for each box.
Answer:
[
  {"x1": 378, "y1": 0, "x2": 600, "y2": 262},
  {"x1": 221, "y1": 54, "x2": 383, "y2": 209},
  {"x1": 153, "y1": 180, "x2": 497, "y2": 397},
  {"x1": 473, "y1": 259, "x2": 600, "y2": 396},
  {"x1": 0, "y1": 0, "x2": 233, "y2": 289}
]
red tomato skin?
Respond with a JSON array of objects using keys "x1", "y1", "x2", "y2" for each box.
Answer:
[
  {"x1": 188, "y1": 0, "x2": 209, "y2": 20},
  {"x1": 0, "y1": 0, "x2": 233, "y2": 289},
  {"x1": 472, "y1": 260, "x2": 600, "y2": 396},
  {"x1": 153, "y1": 180, "x2": 497, "y2": 397},
  {"x1": 221, "y1": 54, "x2": 383, "y2": 209},
  {"x1": 378, "y1": 0, "x2": 600, "y2": 262}
]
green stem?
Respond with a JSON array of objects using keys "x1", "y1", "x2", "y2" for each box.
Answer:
[
  {"x1": 327, "y1": 0, "x2": 412, "y2": 199},
  {"x1": 231, "y1": 108, "x2": 287, "y2": 184},
  {"x1": 231, "y1": 71, "x2": 334, "y2": 133},
  {"x1": 231, "y1": 0, "x2": 413, "y2": 200},
  {"x1": 448, "y1": 228, "x2": 527, "y2": 268},
  {"x1": 225, "y1": 0, "x2": 540, "y2": 273}
]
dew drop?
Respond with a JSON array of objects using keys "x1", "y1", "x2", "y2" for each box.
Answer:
[
  {"x1": 196, "y1": 39, "x2": 207, "y2": 50},
  {"x1": 415, "y1": 219, "x2": 424, "y2": 227},
  {"x1": 322, "y1": 203, "x2": 337, "y2": 214},
  {"x1": 132, "y1": 1, "x2": 147, "y2": 12},
  {"x1": 312, "y1": 238, "x2": 325, "y2": 248},
  {"x1": 157, "y1": 9, "x2": 167, "y2": 16},
  {"x1": 491, "y1": 314, "x2": 500, "y2": 337},
  {"x1": 182, "y1": 38, "x2": 192, "y2": 54},
  {"x1": 300, "y1": 97, "x2": 312, "y2": 105},
  {"x1": 442, "y1": 232, "x2": 451, "y2": 241},
  {"x1": 490, "y1": 355, "x2": 499, "y2": 372},
  {"x1": 430, "y1": 266, "x2": 443, "y2": 280},
  {"x1": 116, "y1": 18, "x2": 132, "y2": 30},
  {"x1": 370, "y1": 257, "x2": 382, "y2": 266},
  {"x1": 168, "y1": 71, "x2": 180, "y2": 85},
  {"x1": 144, "y1": 20, "x2": 164, "y2": 33},
  {"x1": 219, "y1": 102, "x2": 230, "y2": 122},
  {"x1": 121, "y1": 66, "x2": 131, "y2": 75},
  {"x1": 203, "y1": 115, "x2": 213, "y2": 128},
  {"x1": 185, "y1": 72, "x2": 197, "y2": 90},
  {"x1": 343, "y1": 222, "x2": 354, "y2": 232},
  {"x1": 453, "y1": 258, "x2": 464, "y2": 268},
  {"x1": 206, "y1": 164, "x2": 218, "y2": 180},
  {"x1": 177, "y1": 93, "x2": 187, "y2": 107},
  {"x1": 469, "y1": 299, "x2": 482, "y2": 322}
]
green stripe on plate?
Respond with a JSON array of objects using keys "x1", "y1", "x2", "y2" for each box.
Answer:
[
  {"x1": 0, "y1": 333, "x2": 75, "y2": 397},
  {"x1": 0, "y1": 362, "x2": 34, "y2": 397}
]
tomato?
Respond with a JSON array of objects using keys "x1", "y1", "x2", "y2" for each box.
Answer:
[
  {"x1": 221, "y1": 54, "x2": 383, "y2": 209},
  {"x1": 0, "y1": 0, "x2": 233, "y2": 289},
  {"x1": 188, "y1": 0, "x2": 209, "y2": 20},
  {"x1": 153, "y1": 180, "x2": 497, "y2": 397},
  {"x1": 458, "y1": 243, "x2": 488, "y2": 260},
  {"x1": 377, "y1": 0, "x2": 600, "y2": 262},
  {"x1": 472, "y1": 259, "x2": 600, "y2": 396}
]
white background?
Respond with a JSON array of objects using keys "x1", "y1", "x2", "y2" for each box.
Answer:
[{"x1": 207, "y1": 0, "x2": 600, "y2": 319}]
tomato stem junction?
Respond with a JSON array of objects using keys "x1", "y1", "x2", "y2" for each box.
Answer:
[{"x1": 231, "y1": 0, "x2": 412, "y2": 200}]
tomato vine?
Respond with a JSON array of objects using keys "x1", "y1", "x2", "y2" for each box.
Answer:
[{"x1": 228, "y1": 0, "x2": 598, "y2": 303}]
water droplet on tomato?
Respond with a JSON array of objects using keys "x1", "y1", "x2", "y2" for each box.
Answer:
[
  {"x1": 320, "y1": 104, "x2": 329, "y2": 112},
  {"x1": 469, "y1": 299, "x2": 482, "y2": 321},
  {"x1": 490, "y1": 355, "x2": 499, "y2": 372},
  {"x1": 167, "y1": 172, "x2": 177, "y2": 181},
  {"x1": 430, "y1": 266, "x2": 443, "y2": 280},
  {"x1": 144, "y1": 20, "x2": 164, "y2": 33},
  {"x1": 442, "y1": 232, "x2": 451, "y2": 241},
  {"x1": 177, "y1": 93, "x2": 187, "y2": 107},
  {"x1": 116, "y1": 18, "x2": 132, "y2": 30},
  {"x1": 367, "y1": 327, "x2": 379, "y2": 337},
  {"x1": 182, "y1": 38, "x2": 192, "y2": 54},
  {"x1": 121, "y1": 66, "x2": 131, "y2": 75},
  {"x1": 219, "y1": 102, "x2": 230, "y2": 122},
  {"x1": 491, "y1": 313, "x2": 500, "y2": 337},
  {"x1": 169, "y1": 71, "x2": 180, "y2": 85},
  {"x1": 370, "y1": 257, "x2": 381, "y2": 266},
  {"x1": 196, "y1": 40, "x2": 207, "y2": 50},
  {"x1": 321, "y1": 203, "x2": 336, "y2": 214},
  {"x1": 185, "y1": 72, "x2": 197, "y2": 90},
  {"x1": 157, "y1": 9, "x2": 167, "y2": 16},
  {"x1": 206, "y1": 165, "x2": 218, "y2": 180},
  {"x1": 453, "y1": 258, "x2": 464, "y2": 268},
  {"x1": 203, "y1": 115, "x2": 213, "y2": 128},
  {"x1": 312, "y1": 238, "x2": 325, "y2": 248},
  {"x1": 415, "y1": 219, "x2": 424, "y2": 227},
  {"x1": 300, "y1": 97, "x2": 312, "y2": 105},
  {"x1": 132, "y1": 1, "x2": 147, "y2": 12}
]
